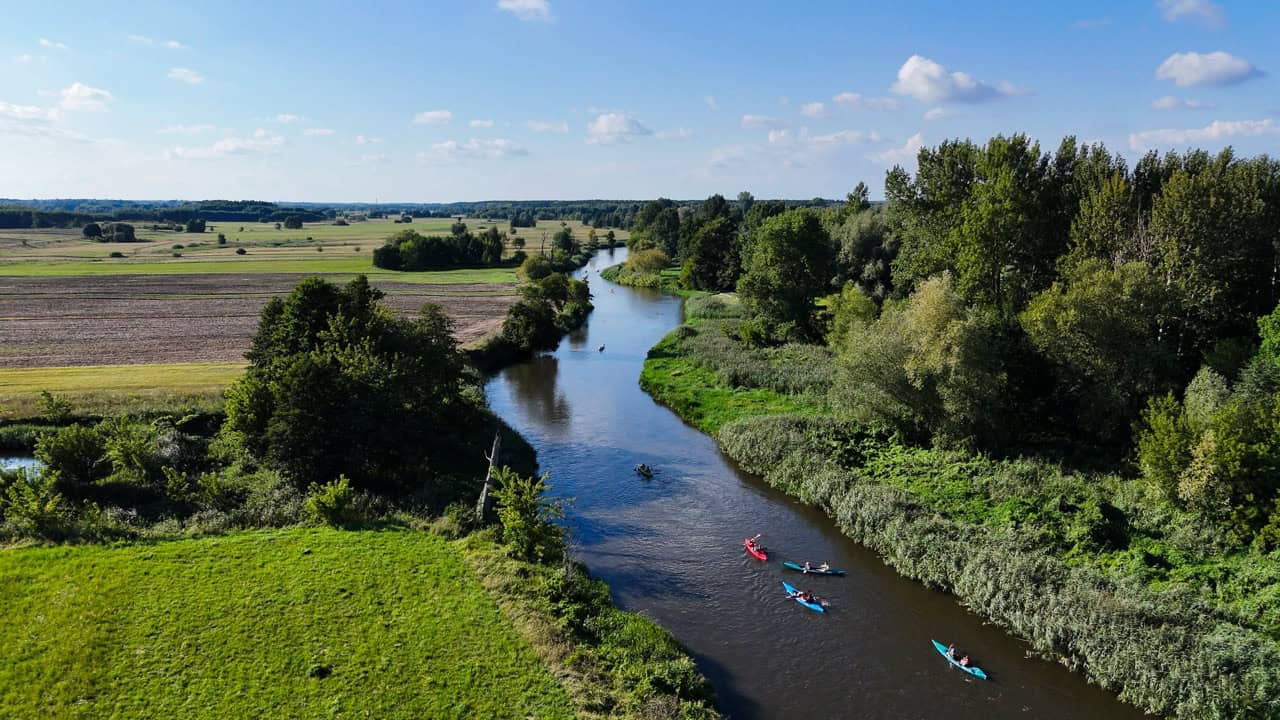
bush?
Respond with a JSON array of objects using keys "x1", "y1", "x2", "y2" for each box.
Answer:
[
  {"x1": 235, "y1": 248, "x2": 247, "y2": 255},
  {"x1": 626, "y1": 249, "x2": 670, "y2": 273},
  {"x1": 38, "y1": 390, "x2": 73, "y2": 423},
  {"x1": 304, "y1": 476, "x2": 358, "y2": 527},
  {"x1": 217, "y1": 233, "x2": 227, "y2": 245},
  {"x1": 109, "y1": 251, "x2": 125, "y2": 258},
  {"x1": 518, "y1": 254, "x2": 553, "y2": 281},
  {"x1": 490, "y1": 466, "x2": 563, "y2": 562}
]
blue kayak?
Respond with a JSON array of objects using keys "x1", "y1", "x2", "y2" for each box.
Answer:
[
  {"x1": 782, "y1": 561, "x2": 847, "y2": 576},
  {"x1": 782, "y1": 581, "x2": 825, "y2": 613},
  {"x1": 931, "y1": 639, "x2": 988, "y2": 680}
]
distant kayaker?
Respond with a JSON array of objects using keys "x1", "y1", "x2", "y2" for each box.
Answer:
[
  {"x1": 803, "y1": 561, "x2": 813, "y2": 572},
  {"x1": 959, "y1": 655, "x2": 971, "y2": 667},
  {"x1": 817, "y1": 562, "x2": 830, "y2": 572},
  {"x1": 946, "y1": 643, "x2": 957, "y2": 659}
]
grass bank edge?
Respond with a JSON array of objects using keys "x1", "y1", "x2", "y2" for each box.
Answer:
[{"x1": 638, "y1": 314, "x2": 1280, "y2": 720}]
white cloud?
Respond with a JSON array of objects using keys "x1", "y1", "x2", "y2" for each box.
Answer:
[
  {"x1": 167, "y1": 67, "x2": 204, "y2": 85},
  {"x1": 39, "y1": 38, "x2": 68, "y2": 50},
  {"x1": 130, "y1": 35, "x2": 186, "y2": 49},
  {"x1": 876, "y1": 132, "x2": 924, "y2": 165},
  {"x1": 303, "y1": 127, "x2": 335, "y2": 136},
  {"x1": 469, "y1": 119, "x2": 495, "y2": 128},
  {"x1": 527, "y1": 119, "x2": 568, "y2": 133},
  {"x1": 708, "y1": 144, "x2": 749, "y2": 168},
  {"x1": 741, "y1": 114, "x2": 786, "y2": 129},
  {"x1": 768, "y1": 129, "x2": 791, "y2": 144},
  {"x1": 1156, "y1": 51, "x2": 1260, "y2": 87},
  {"x1": 891, "y1": 55, "x2": 1022, "y2": 103},
  {"x1": 810, "y1": 130, "x2": 881, "y2": 146},
  {"x1": 59, "y1": 82, "x2": 113, "y2": 112},
  {"x1": 656, "y1": 127, "x2": 693, "y2": 140},
  {"x1": 800, "y1": 102, "x2": 828, "y2": 119},
  {"x1": 16, "y1": 54, "x2": 33, "y2": 64},
  {"x1": 1152, "y1": 95, "x2": 1211, "y2": 111},
  {"x1": 423, "y1": 137, "x2": 528, "y2": 161},
  {"x1": 273, "y1": 114, "x2": 300, "y2": 124},
  {"x1": 355, "y1": 134, "x2": 381, "y2": 145},
  {"x1": 704, "y1": 96, "x2": 719, "y2": 111},
  {"x1": 832, "y1": 92, "x2": 900, "y2": 111},
  {"x1": 0, "y1": 102, "x2": 86, "y2": 142},
  {"x1": 924, "y1": 107, "x2": 947, "y2": 120},
  {"x1": 158, "y1": 124, "x2": 216, "y2": 135},
  {"x1": 1128, "y1": 119, "x2": 1279, "y2": 150},
  {"x1": 1158, "y1": 0, "x2": 1225, "y2": 27},
  {"x1": 497, "y1": 0, "x2": 550, "y2": 20},
  {"x1": 168, "y1": 129, "x2": 285, "y2": 159},
  {"x1": 586, "y1": 112, "x2": 652, "y2": 144},
  {"x1": 412, "y1": 109, "x2": 453, "y2": 125}
]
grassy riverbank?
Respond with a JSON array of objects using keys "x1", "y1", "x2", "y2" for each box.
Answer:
[
  {"x1": 639, "y1": 295, "x2": 1280, "y2": 720},
  {"x1": 0, "y1": 526, "x2": 716, "y2": 719},
  {"x1": 599, "y1": 263, "x2": 679, "y2": 291}
]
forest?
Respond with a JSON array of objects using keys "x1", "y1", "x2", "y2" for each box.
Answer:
[{"x1": 629, "y1": 135, "x2": 1280, "y2": 719}]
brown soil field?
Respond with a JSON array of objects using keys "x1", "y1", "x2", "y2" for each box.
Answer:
[{"x1": 0, "y1": 274, "x2": 515, "y2": 368}]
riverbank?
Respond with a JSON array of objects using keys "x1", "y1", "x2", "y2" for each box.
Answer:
[
  {"x1": 599, "y1": 262, "x2": 678, "y2": 291},
  {"x1": 639, "y1": 299, "x2": 1280, "y2": 720},
  {"x1": 0, "y1": 525, "x2": 717, "y2": 719}
]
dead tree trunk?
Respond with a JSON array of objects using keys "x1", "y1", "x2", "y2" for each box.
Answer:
[{"x1": 475, "y1": 431, "x2": 501, "y2": 521}]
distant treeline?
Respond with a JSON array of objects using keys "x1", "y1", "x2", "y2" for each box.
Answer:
[
  {"x1": 0, "y1": 200, "x2": 328, "y2": 228},
  {"x1": 0, "y1": 198, "x2": 839, "y2": 231},
  {"x1": 372, "y1": 224, "x2": 509, "y2": 271}
]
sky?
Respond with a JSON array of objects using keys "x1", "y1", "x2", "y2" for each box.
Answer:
[{"x1": 2, "y1": 0, "x2": 1278, "y2": 202}]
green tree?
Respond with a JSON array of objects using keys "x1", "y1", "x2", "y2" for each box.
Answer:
[
  {"x1": 81, "y1": 222, "x2": 101, "y2": 239},
  {"x1": 680, "y1": 216, "x2": 740, "y2": 292},
  {"x1": 225, "y1": 276, "x2": 466, "y2": 495},
  {"x1": 1019, "y1": 260, "x2": 1173, "y2": 442},
  {"x1": 737, "y1": 210, "x2": 834, "y2": 341}
]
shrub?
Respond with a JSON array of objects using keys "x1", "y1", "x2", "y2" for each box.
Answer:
[
  {"x1": 490, "y1": 466, "x2": 563, "y2": 562},
  {"x1": 109, "y1": 251, "x2": 125, "y2": 258},
  {"x1": 82, "y1": 222, "x2": 102, "y2": 238},
  {"x1": 626, "y1": 249, "x2": 670, "y2": 273},
  {"x1": 304, "y1": 476, "x2": 358, "y2": 527},
  {"x1": 217, "y1": 233, "x2": 227, "y2": 245},
  {"x1": 1, "y1": 471, "x2": 73, "y2": 540},
  {"x1": 172, "y1": 244, "x2": 184, "y2": 250},
  {"x1": 235, "y1": 248, "x2": 247, "y2": 255},
  {"x1": 518, "y1": 254, "x2": 553, "y2": 282},
  {"x1": 38, "y1": 390, "x2": 73, "y2": 423}
]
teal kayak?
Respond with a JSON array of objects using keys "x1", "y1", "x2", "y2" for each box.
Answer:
[
  {"x1": 931, "y1": 639, "x2": 988, "y2": 680},
  {"x1": 782, "y1": 581, "x2": 825, "y2": 613},
  {"x1": 782, "y1": 561, "x2": 847, "y2": 576}
]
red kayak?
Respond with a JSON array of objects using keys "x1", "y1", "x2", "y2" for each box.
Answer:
[{"x1": 744, "y1": 538, "x2": 768, "y2": 561}]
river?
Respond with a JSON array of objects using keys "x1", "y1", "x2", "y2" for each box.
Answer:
[{"x1": 486, "y1": 248, "x2": 1143, "y2": 720}]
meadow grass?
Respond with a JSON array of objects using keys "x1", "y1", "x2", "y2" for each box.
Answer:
[
  {"x1": 0, "y1": 257, "x2": 517, "y2": 283},
  {"x1": 0, "y1": 527, "x2": 576, "y2": 719},
  {"x1": 0, "y1": 362, "x2": 244, "y2": 419}
]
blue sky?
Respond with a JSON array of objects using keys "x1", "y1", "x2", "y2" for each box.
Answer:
[{"x1": 2, "y1": 0, "x2": 1278, "y2": 201}]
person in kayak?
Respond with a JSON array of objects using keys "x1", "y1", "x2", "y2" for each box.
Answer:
[
  {"x1": 946, "y1": 643, "x2": 957, "y2": 659},
  {"x1": 803, "y1": 561, "x2": 813, "y2": 572},
  {"x1": 958, "y1": 655, "x2": 971, "y2": 667},
  {"x1": 817, "y1": 562, "x2": 830, "y2": 572}
]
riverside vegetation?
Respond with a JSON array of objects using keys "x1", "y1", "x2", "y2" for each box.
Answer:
[
  {"x1": 629, "y1": 137, "x2": 1280, "y2": 719},
  {"x1": 0, "y1": 271, "x2": 717, "y2": 718}
]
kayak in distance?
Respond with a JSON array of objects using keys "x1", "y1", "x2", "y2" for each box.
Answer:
[
  {"x1": 744, "y1": 536, "x2": 768, "y2": 560},
  {"x1": 782, "y1": 581, "x2": 826, "y2": 613},
  {"x1": 932, "y1": 639, "x2": 988, "y2": 680},
  {"x1": 782, "y1": 561, "x2": 847, "y2": 576}
]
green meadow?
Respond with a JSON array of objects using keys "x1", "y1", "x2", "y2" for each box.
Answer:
[{"x1": 0, "y1": 528, "x2": 576, "y2": 720}]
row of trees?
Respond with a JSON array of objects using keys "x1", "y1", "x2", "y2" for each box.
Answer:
[
  {"x1": 372, "y1": 223, "x2": 508, "y2": 271},
  {"x1": 632, "y1": 136, "x2": 1280, "y2": 545}
]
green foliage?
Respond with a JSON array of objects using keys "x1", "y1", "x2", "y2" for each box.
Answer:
[
  {"x1": 737, "y1": 210, "x2": 834, "y2": 341},
  {"x1": 37, "y1": 390, "x2": 73, "y2": 424},
  {"x1": 822, "y1": 282, "x2": 877, "y2": 347},
  {"x1": 304, "y1": 475, "x2": 358, "y2": 527},
  {"x1": 626, "y1": 248, "x2": 670, "y2": 273},
  {"x1": 490, "y1": 466, "x2": 563, "y2": 563},
  {"x1": 831, "y1": 206, "x2": 896, "y2": 301},
  {"x1": 372, "y1": 227, "x2": 505, "y2": 271},
  {"x1": 0, "y1": 471, "x2": 72, "y2": 539},
  {"x1": 1019, "y1": 260, "x2": 1174, "y2": 443},
  {"x1": 831, "y1": 274, "x2": 1008, "y2": 447},
  {"x1": 226, "y1": 275, "x2": 469, "y2": 497}
]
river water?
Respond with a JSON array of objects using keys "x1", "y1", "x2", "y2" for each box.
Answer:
[{"x1": 486, "y1": 248, "x2": 1143, "y2": 720}]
